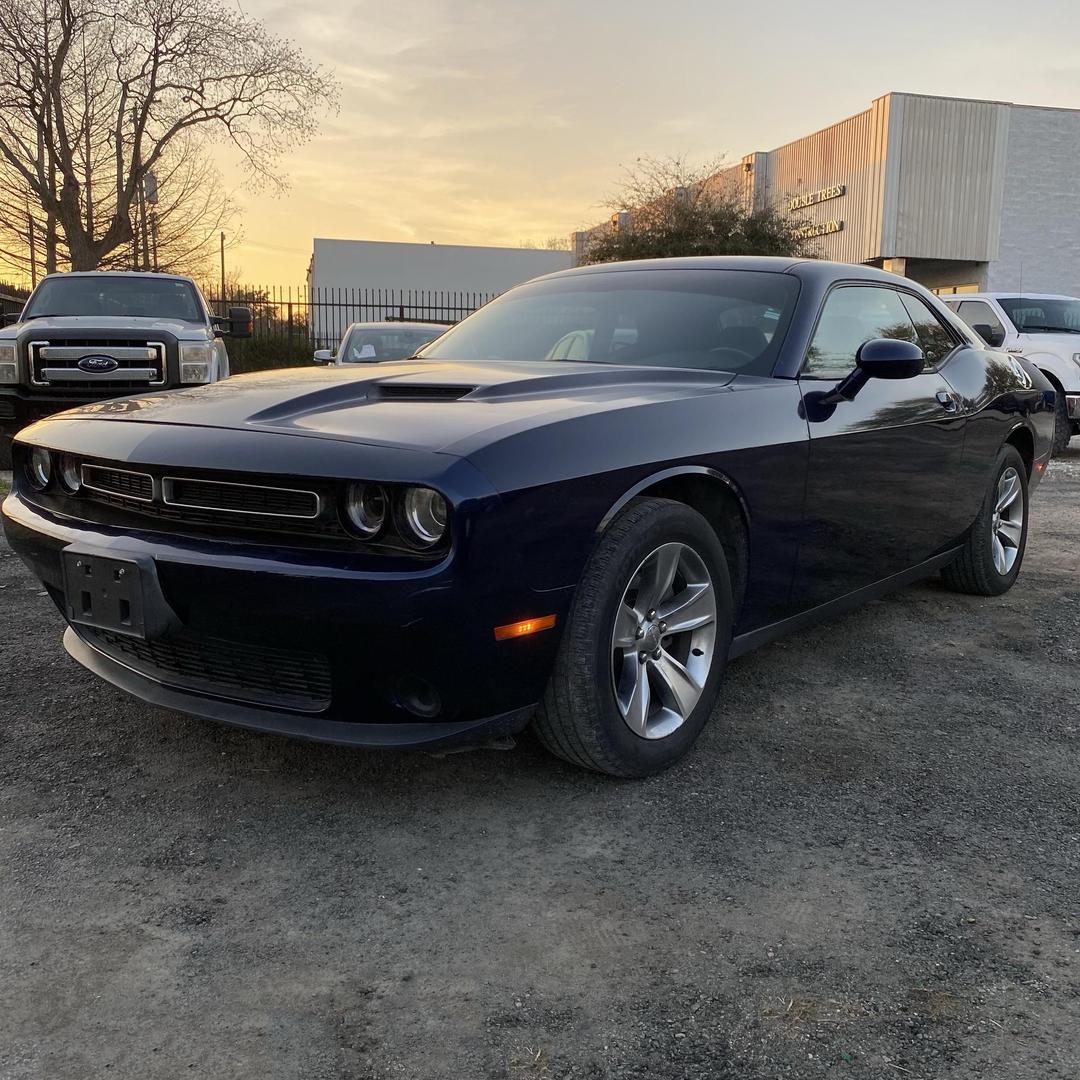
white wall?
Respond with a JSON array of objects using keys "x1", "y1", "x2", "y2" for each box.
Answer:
[
  {"x1": 989, "y1": 105, "x2": 1080, "y2": 297},
  {"x1": 308, "y1": 238, "x2": 572, "y2": 343}
]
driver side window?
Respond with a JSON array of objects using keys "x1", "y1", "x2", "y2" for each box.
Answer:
[{"x1": 804, "y1": 286, "x2": 918, "y2": 379}]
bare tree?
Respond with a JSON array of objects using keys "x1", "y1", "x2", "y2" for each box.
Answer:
[
  {"x1": 0, "y1": 0, "x2": 337, "y2": 272},
  {"x1": 580, "y1": 156, "x2": 819, "y2": 264}
]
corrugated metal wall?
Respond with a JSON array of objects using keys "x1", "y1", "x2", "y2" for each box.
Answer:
[
  {"x1": 888, "y1": 94, "x2": 1009, "y2": 261},
  {"x1": 759, "y1": 98, "x2": 891, "y2": 263}
]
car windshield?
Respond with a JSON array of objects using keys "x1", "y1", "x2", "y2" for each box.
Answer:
[
  {"x1": 998, "y1": 296, "x2": 1080, "y2": 334},
  {"x1": 23, "y1": 276, "x2": 203, "y2": 321},
  {"x1": 340, "y1": 327, "x2": 441, "y2": 362},
  {"x1": 417, "y1": 268, "x2": 800, "y2": 376}
]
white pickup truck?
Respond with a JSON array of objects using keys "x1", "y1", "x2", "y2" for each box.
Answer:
[
  {"x1": 0, "y1": 271, "x2": 251, "y2": 461},
  {"x1": 944, "y1": 292, "x2": 1080, "y2": 454}
]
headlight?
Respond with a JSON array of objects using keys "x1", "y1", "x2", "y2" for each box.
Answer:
[
  {"x1": 27, "y1": 447, "x2": 52, "y2": 490},
  {"x1": 402, "y1": 486, "x2": 448, "y2": 545},
  {"x1": 179, "y1": 342, "x2": 213, "y2": 384},
  {"x1": 0, "y1": 342, "x2": 16, "y2": 383},
  {"x1": 344, "y1": 482, "x2": 387, "y2": 537},
  {"x1": 58, "y1": 454, "x2": 81, "y2": 493}
]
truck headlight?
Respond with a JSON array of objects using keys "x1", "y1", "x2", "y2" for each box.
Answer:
[
  {"x1": 0, "y1": 342, "x2": 16, "y2": 383},
  {"x1": 179, "y1": 343, "x2": 213, "y2": 384}
]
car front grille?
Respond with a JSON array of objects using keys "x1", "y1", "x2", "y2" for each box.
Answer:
[
  {"x1": 82, "y1": 464, "x2": 154, "y2": 501},
  {"x1": 29, "y1": 339, "x2": 166, "y2": 388},
  {"x1": 162, "y1": 476, "x2": 320, "y2": 519},
  {"x1": 81, "y1": 627, "x2": 333, "y2": 712}
]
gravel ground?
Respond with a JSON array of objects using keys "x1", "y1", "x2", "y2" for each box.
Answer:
[{"x1": 1, "y1": 452, "x2": 1078, "y2": 1080}]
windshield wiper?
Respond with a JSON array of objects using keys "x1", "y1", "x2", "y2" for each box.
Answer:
[{"x1": 1020, "y1": 325, "x2": 1080, "y2": 334}]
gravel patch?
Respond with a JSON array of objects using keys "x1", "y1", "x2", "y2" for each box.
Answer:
[{"x1": 1, "y1": 449, "x2": 1078, "y2": 1079}]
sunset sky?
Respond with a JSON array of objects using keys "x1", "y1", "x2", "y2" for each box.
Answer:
[{"x1": 226, "y1": 0, "x2": 1080, "y2": 283}]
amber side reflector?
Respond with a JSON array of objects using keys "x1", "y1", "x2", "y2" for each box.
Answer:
[{"x1": 493, "y1": 614, "x2": 557, "y2": 641}]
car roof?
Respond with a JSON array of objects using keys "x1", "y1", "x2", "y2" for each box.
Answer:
[
  {"x1": 343, "y1": 321, "x2": 446, "y2": 333},
  {"x1": 946, "y1": 291, "x2": 1080, "y2": 302},
  {"x1": 41, "y1": 270, "x2": 196, "y2": 284},
  {"x1": 529, "y1": 255, "x2": 919, "y2": 287}
]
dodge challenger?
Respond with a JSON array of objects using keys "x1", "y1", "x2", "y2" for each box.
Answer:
[{"x1": 1, "y1": 258, "x2": 1055, "y2": 776}]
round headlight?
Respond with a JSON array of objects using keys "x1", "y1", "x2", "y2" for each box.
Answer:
[
  {"x1": 27, "y1": 447, "x2": 52, "y2": 491},
  {"x1": 344, "y1": 482, "x2": 387, "y2": 537},
  {"x1": 403, "y1": 487, "x2": 448, "y2": 545},
  {"x1": 58, "y1": 454, "x2": 81, "y2": 493}
]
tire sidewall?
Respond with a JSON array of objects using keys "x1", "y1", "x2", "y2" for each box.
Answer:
[
  {"x1": 984, "y1": 445, "x2": 1029, "y2": 592},
  {"x1": 579, "y1": 503, "x2": 733, "y2": 774}
]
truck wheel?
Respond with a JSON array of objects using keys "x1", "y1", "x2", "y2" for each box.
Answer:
[
  {"x1": 941, "y1": 445, "x2": 1029, "y2": 596},
  {"x1": 534, "y1": 497, "x2": 733, "y2": 777},
  {"x1": 1051, "y1": 391, "x2": 1072, "y2": 455}
]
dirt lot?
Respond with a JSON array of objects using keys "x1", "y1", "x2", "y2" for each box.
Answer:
[{"x1": 1, "y1": 453, "x2": 1078, "y2": 1080}]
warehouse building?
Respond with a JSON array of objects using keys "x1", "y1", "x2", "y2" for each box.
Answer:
[{"x1": 578, "y1": 92, "x2": 1080, "y2": 296}]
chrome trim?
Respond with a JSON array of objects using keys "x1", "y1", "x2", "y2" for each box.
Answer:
[
  {"x1": 81, "y1": 464, "x2": 156, "y2": 503},
  {"x1": 29, "y1": 340, "x2": 167, "y2": 386},
  {"x1": 160, "y1": 476, "x2": 322, "y2": 520}
]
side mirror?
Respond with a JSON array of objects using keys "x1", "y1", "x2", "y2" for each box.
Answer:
[
  {"x1": 971, "y1": 323, "x2": 1004, "y2": 348},
  {"x1": 228, "y1": 305, "x2": 253, "y2": 339},
  {"x1": 824, "y1": 338, "x2": 924, "y2": 404},
  {"x1": 313, "y1": 349, "x2": 333, "y2": 365}
]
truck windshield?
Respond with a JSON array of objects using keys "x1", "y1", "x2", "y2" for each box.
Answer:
[
  {"x1": 998, "y1": 296, "x2": 1080, "y2": 334},
  {"x1": 23, "y1": 276, "x2": 203, "y2": 322},
  {"x1": 417, "y1": 269, "x2": 799, "y2": 376}
]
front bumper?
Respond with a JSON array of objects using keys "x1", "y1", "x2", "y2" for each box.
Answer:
[{"x1": 2, "y1": 492, "x2": 571, "y2": 749}]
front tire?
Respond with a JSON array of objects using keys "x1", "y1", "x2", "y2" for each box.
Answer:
[
  {"x1": 941, "y1": 445, "x2": 1029, "y2": 596},
  {"x1": 534, "y1": 497, "x2": 733, "y2": 777},
  {"x1": 1052, "y1": 390, "x2": 1072, "y2": 456}
]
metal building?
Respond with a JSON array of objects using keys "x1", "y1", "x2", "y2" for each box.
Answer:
[{"x1": 580, "y1": 92, "x2": 1080, "y2": 296}]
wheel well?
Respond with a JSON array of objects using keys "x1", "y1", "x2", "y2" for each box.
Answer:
[
  {"x1": 1039, "y1": 368, "x2": 1064, "y2": 395},
  {"x1": 1006, "y1": 426, "x2": 1035, "y2": 476},
  {"x1": 638, "y1": 473, "x2": 750, "y2": 616}
]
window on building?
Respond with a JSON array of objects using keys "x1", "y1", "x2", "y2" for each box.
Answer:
[
  {"x1": 932, "y1": 284, "x2": 980, "y2": 296},
  {"x1": 803, "y1": 286, "x2": 917, "y2": 378},
  {"x1": 898, "y1": 293, "x2": 959, "y2": 367},
  {"x1": 953, "y1": 301, "x2": 1007, "y2": 347}
]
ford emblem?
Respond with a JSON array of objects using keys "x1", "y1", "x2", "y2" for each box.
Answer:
[{"x1": 78, "y1": 355, "x2": 119, "y2": 373}]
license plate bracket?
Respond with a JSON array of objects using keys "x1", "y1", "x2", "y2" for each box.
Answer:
[{"x1": 62, "y1": 551, "x2": 147, "y2": 639}]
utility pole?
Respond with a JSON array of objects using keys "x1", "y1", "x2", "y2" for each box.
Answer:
[{"x1": 219, "y1": 231, "x2": 226, "y2": 314}]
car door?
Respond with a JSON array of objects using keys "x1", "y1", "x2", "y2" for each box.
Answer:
[{"x1": 791, "y1": 283, "x2": 970, "y2": 610}]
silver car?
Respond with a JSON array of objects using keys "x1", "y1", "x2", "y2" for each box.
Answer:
[{"x1": 313, "y1": 321, "x2": 445, "y2": 365}]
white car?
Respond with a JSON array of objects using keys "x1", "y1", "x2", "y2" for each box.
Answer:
[
  {"x1": 313, "y1": 321, "x2": 445, "y2": 366},
  {"x1": 944, "y1": 292, "x2": 1080, "y2": 453}
]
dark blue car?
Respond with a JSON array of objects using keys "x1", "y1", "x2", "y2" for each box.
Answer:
[{"x1": 2, "y1": 258, "x2": 1055, "y2": 776}]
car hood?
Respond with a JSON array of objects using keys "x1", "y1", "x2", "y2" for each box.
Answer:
[
  {"x1": 7, "y1": 315, "x2": 205, "y2": 337},
  {"x1": 48, "y1": 360, "x2": 738, "y2": 455}
]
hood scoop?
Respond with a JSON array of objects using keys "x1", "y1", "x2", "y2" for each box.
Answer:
[{"x1": 376, "y1": 383, "x2": 476, "y2": 401}]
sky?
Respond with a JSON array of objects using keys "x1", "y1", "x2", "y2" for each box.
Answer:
[{"x1": 224, "y1": 0, "x2": 1080, "y2": 283}]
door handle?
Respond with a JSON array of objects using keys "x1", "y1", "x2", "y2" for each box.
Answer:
[{"x1": 936, "y1": 390, "x2": 961, "y2": 413}]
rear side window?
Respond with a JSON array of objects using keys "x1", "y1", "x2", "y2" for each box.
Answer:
[
  {"x1": 954, "y1": 300, "x2": 1006, "y2": 347},
  {"x1": 803, "y1": 286, "x2": 917, "y2": 378},
  {"x1": 898, "y1": 293, "x2": 959, "y2": 367}
]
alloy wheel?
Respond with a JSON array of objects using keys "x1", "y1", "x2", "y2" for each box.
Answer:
[
  {"x1": 610, "y1": 542, "x2": 718, "y2": 740},
  {"x1": 991, "y1": 466, "x2": 1024, "y2": 575}
]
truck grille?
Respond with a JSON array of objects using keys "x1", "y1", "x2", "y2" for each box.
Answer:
[
  {"x1": 29, "y1": 340, "x2": 166, "y2": 388},
  {"x1": 81, "y1": 627, "x2": 333, "y2": 712}
]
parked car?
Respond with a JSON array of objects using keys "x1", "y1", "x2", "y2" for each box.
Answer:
[
  {"x1": 0, "y1": 271, "x2": 251, "y2": 461},
  {"x1": 2, "y1": 258, "x2": 1054, "y2": 777},
  {"x1": 313, "y1": 321, "x2": 444, "y2": 365},
  {"x1": 942, "y1": 292, "x2": 1079, "y2": 454}
]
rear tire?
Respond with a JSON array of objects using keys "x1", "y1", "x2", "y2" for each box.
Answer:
[
  {"x1": 1051, "y1": 390, "x2": 1072, "y2": 456},
  {"x1": 941, "y1": 445, "x2": 1029, "y2": 596},
  {"x1": 534, "y1": 497, "x2": 733, "y2": 777}
]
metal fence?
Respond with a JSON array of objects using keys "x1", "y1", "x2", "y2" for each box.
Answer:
[
  {"x1": 206, "y1": 286, "x2": 498, "y2": 350},
  {"x1": 0, "y1": 290, "x2": 28, "y2": 319}
]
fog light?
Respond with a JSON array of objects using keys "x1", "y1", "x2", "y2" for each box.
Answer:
[
  {"x1": 344, "y1": 482, "x2": 387, "y2": 537},
  {"x1": 394, "y1": 675, "x2": 442, "y2": 718},
  {"x1": 402, "y1": 486, "x2": 448, "y2": 545},
  {"x1": 27, "y1": 446, "x2": 52, "y2": 490},
  {"x1": 58, "y1": 454, "x2": 81, "y2": 493}
]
